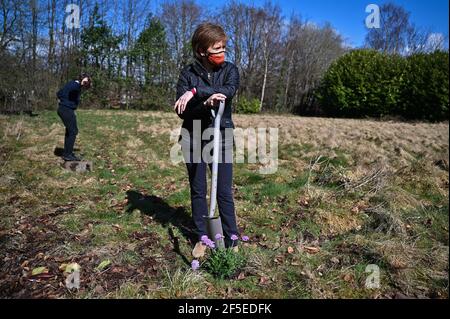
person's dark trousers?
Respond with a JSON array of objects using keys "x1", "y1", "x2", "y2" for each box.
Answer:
[
  {"x1": 182, "y1": 129, "x2": 239, "y2": 247},
  {"x1": 57, "y1": 106, "x2": 78, "y2": 157},
  {"x1": 186, "y1": 161, "x2": 239, "y2": 247}
]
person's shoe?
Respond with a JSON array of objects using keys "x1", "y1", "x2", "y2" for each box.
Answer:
[
  {"x1": 192, "y1": 242, "x2": 207, "y2": 258},
  {"x1": 62, "y1": 153, "x2": 81, "y2": 161},
  {"x1": 71, "y1": 153, "x2": 83, "y2": 161}
]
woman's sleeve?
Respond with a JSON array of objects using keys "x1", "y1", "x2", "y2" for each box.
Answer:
[
  {"x1": 176, "y1": 70, "x2": 209, "y2": 120},
  {"x1": 57, "y1": 82, "x2": 77, "y2": 108},
  {"x1": 194, "y1": 64, "x2": 240, "y2": 100}
]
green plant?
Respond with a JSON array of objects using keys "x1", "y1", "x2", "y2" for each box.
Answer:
[
  {"x1": 204, "y1": 248, "x2": 246, "y2": 280},
  {"x1": 235, "y1": 97, "x2": 260, "y2": 114},
  {"x1": 192, "y1": 235, "x2": 249, "y2": 280}
]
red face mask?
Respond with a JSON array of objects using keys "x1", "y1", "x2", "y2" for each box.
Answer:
[{"x1": 207, "y1": 52, "x2": 225, "y2": 67}]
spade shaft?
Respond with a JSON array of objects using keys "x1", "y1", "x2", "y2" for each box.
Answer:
[{"x1": 205, "y1": 100, "x2": 225, "y2": 248}]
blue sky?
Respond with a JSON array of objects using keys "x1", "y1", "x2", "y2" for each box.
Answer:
[
  {"x1": 266, "y1": 0, "x2": 450, "y2": 47},
  {"x1": 153, "y1": 0, "x2": 449, "y2": 48}
]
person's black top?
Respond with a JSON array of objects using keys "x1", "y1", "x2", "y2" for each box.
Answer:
[
  {"x1": 176, "y1": 59, "x2": 240, "y2": 132},
  {"x1": 57, "y1": 80, "x2": 81, "y2": 110}
]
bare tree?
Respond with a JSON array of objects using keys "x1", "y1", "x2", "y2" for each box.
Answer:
[
  {"x1": 161, "y1": 0, "x2": 201, "y2": 73},
  {"x1": 285, "y1": 20, "x2": 345, "y2": 113},
  {"x1": 46, "y1": 0, "x2": 56, "y2": 68},
  {"x1": 121, "y1": 0, "x2": 150, "y2": 79},
  {"x1": 258, "y1": 2, "x2": 282, "y2": 111},
  {"x1": 30, "y1": 0, "x2": 38, "y2": 72},
  {"x1": 281, "y1": 15, "x2": 302, "y2": 111},
  {"x1": 365, "y1": 2, "x2": 411, "y2": 54},
  {"x1": 407, "y1": 24, "x2": 447, "y2": 54},
  {"x1": 0, "y1": 0, "x2": 22, "y2": 50},
  {"x1": 238, "y1": 5, "x2": 264, "y2": 97},
  {"x1": 220, "y1": 1, "x2": 245, "y2": 70},
  {"x1": 365, "y1": 2, "x2": 425, "y2": 56}
]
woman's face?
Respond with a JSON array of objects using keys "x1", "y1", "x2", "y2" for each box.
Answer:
[
  {"x1": 201, "y1": 40, "x2": 226, "y2": 67},
  {"x1": 207, "y1": 41, "x2": 226, "y2": 55}
]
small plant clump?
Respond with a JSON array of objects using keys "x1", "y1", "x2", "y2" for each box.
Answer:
[{"x1": 192, "y1": 234, "x2": 249, "y2": 280}]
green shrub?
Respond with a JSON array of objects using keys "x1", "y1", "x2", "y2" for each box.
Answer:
[
  {"x1": 400, "y1": 51, "x2": 449, "y2": 121},
  {"x1": 235, "y1": 97, "x2": 260, "y2": 114},
  {"x1": 316, "y1": 49, "x2": 407, "y2": 118},
  {"x1": 317, "y1": 49, "x2": 449, "y2": 121}
]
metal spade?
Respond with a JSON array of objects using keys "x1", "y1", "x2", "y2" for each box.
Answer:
[{"x1": 204, "y1": 100, "x2": 226, "y2": 248}]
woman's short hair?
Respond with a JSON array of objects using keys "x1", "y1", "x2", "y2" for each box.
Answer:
[{"x1": 191, "y1": 23, "x2": 227, "y2": 59}]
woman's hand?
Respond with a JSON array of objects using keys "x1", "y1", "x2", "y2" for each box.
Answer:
[
  {"x1": 203, "y1": 93, "x2": 226, "y2": 107},
  {"x1": 174, "y1": 91, "x2": 194, "y2": 114}
]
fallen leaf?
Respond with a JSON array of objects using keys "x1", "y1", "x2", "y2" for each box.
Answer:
[
  {"x1": 111, "y1": 266, "x2": 124, "y2": 273},
  {"x1": 78, "y1": 228, "x2": 90, "y2": 237},
  {"x1": 298, "y1": 198, "x2": 309, "y2": 206},
  {"x1": 112, "y1": 224, "x2": 122, "y2": 231},
  {"x1": 287, "y1": 246, "x2": 294, "y2": 254},
  {"x1": 259, "y1": 276, "x2": 270, "y2": 285},
  {"x1": 31, "y1": 267, "x2": 48, "y2": 276},
  {"x1": 342, "y1": 274, "x2": 353, "y2": 282},
  {"x1": 304, "y1": 246, "x2": 320, "y2": 254},
  {"x1": 330, "y1": 257, "x2": 340, "y2": 264},
  {"x1": 390, "y1": 259, "x2": 407, "y2": 269},
  {"x1": 61, "y1": 263, "x2": 81, "y2": 273},
  {"x1": 237, "y1": 272, "x2": 246, "y2": 280},
  {"x1": 96, "y1": 260, "x2": 111, "y2": 271},
  {"x1": 300, "y1": 270, "x2": 315, "y2": 279},
  {"x1": 35, "y1": 252, "x2": 44, "y2": 259},
  {"x1": 94, "y1": 285, "x2": 105, "y2": 294}
]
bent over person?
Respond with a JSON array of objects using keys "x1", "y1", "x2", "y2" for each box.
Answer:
[{"x1": 57, "y1": 73, "x2": 92, "y2": 161}]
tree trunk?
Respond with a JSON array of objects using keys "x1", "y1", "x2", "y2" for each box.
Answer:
[
  {"x1": 283, "y1": 50, "x2": 295, "y2": 110},
  {"x1": 259, "y1": 37, "x2": 269, "y2": 112},
  {"x1": 260, "y1": 52, "x2": 268, "y2": 112},
  {"x1": 47, "y1": 0, "x2": 56, "y2": 69},
  {"x1": 30, "y1": 0, "x2": 38, "y2": 73}
]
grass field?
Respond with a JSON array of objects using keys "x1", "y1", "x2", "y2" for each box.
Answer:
[{"x1": 0, "y1": 110, "x2": 448, "y2": 299}]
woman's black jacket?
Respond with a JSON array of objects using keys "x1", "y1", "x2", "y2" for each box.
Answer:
[{"x1": 176, "y1": 59, "x2": 240, "y2": 132}]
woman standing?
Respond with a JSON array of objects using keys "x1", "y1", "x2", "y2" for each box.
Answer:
[{"x1": 174, "y1": 23, "x2": 240, "y2": 258}]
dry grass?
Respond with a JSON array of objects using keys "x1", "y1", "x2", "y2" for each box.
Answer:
[{"x1": 0, "y1": 110, "x2": 448, "y2": 299}]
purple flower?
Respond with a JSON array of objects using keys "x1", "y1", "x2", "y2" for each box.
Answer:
[
  {"x1": 191, "y1": 259, "x2": 200, "y2": 271},
  {"x1": 215, "y1": 234, "x2": 224, "y2": 240},
  {"x1": 201, "y1": 235, "x2": 209, "y2": 243},
  {"x1": 230, "y1": 234, "x2": 239, "y2": 241},
  {"x1": 241, "y1": 235, "x2": 249, "y2": 242},
  {"x1": 205, "y1": 239, "x2": 216, "y2": 249}
]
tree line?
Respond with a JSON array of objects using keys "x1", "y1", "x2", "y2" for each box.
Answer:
[{"x1": 0, "y1": 0, "x2": 447, "y2": 118}]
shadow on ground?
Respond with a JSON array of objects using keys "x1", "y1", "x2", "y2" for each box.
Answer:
[{"x1": 125, "y1": 190, "x2": 195, "y2": 266}]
